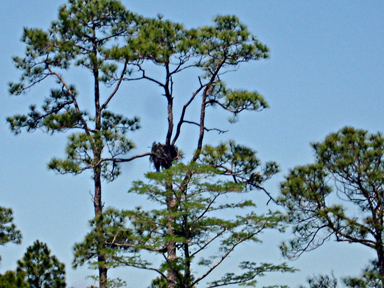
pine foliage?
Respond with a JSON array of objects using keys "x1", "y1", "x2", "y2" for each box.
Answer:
[
  {"x1": 17, "y1": 240, "x2": 66, "y2": 288},
  {"x1": 279, "y1": 127, "x2": 384, "y2": 284},
  {"x1": 0, "y1": 207, "x2": 21, "y2": 249},
  {"x1": 74, "y1": 153, "x2": 294, "y2": 287}
]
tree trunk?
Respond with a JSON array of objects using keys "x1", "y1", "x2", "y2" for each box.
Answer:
[
  {"x1": 94, "y1": 164, "x2": 107, "y2": 288},
  {"x1": 92, "y1": 36, "x2": 107, "y2": 288},
  {"x1": 98, "y1": 256, "x2": 108, "y2": 288},
  {"x1": 184, "y1": 242, "x2": 192, "y2": 288},
  {"x1": 166, "y1": 183, "x2": 177, "y2": 288},
  {"x1": 166, "y1": 191, "x2": 177, "y2": 288},
  {"x1": 377, "y1": 246, "x2": 384, "y2": 287}
]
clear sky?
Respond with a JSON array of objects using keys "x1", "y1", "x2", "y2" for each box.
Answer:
[{"x1": 1, "y1": 1, "x2": 384, "y2": 287}]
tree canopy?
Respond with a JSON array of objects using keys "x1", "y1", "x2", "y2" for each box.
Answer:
[
  {"x1": 0, "y1": 207, "x2": 21, "y2": 250},
  {"x1": 17, "y1": 240, "x2": 66, "y2": 288},
  {"x1": 74, "y1": 157, "x2": 293, "y2": 287},
  {"x1": 300, "y1": 261, "x2": 384, "y2": 288},
  {"x1": 0, "y1": 271, "x2": 29, "y2": 288},
  {"x1": 279, "y1": 126, "x2": 384, "y2": 285},
  {"x1": 5, "y1": 0, "x2": 348, "y2": 287},
  {"x1": 8, "y1": 0, "x2": 143, "y2": 286}
]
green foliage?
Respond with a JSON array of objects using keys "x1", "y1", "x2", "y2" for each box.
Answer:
[
  {"x1": 148, "y1": 277, "x2": 169, "y2": 288},
  {"x1": 300, "y1": 274, "x2": 338, "y2": 288},
  {"x1": 0, "y1": 206, "x2": 22, "y2": 263},
  {"x1": 194, "y1": 14, "x2": 270, "y2": 121},
  {"x1": 279, "y1": 126, "x2": 384, "y2": 288},
  {"x1": 86, "y1": 275, "x2": 127, "y2": 288},
  {"x1": 47, "y1": 113, "x2": 138, "y2": 180},
  {"x1": 343, "y1": 260, "x2": 384, "y2": 288},
  {"x1": 17, "y1": 240, "x2": 66, "y2": 288},
  {"x1": 73, "y1": 208, "x2": 137, "y2": 270},
  {"x1": 7, "y1": 0, "x2": 141, "y2": 180},
  {"x1": 8, "y1": 2, "x2": 142, "y2": 285},
  {"x1": 10, "y1": 1, "x2": 275, "y2": 287},
  {"x1": 8, "y1": 0, "x2": 138, "y2": 94},
  {"x1": 201, "y1": 141, "x2": 279, "y2": 188},
  {"x1": 0, "y1": 270, "x2": 29, "y2": 288},
  {"x1": 207, "y1": 262, "x2": 295, "y2": 288},
  {"x1": 148, "y1": 275, "x2": 198, "y2": 288},
  {"x1": 279, "y1": 127, "x2": 384, "y2": 261},
  {"x1": 0, "y1": 206, "x2": 22, "y2": 249},
  {"x1": 75, "y1": 150, "x2": 290, "y2": 287},
  {"x1": 196, "y1": 15, "x2": 269, "y2": 68},
  {"x1": 123, "y1": 17, "x2": 191, "y2": 64},
  {"x1": 111, "y1": 12, "x2": 270, "y2": 129},
  {"x1": 300, "y1": 262, "x2": 384, "y2": 288}
]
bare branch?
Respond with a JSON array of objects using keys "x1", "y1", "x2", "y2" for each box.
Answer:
[
  {"x1": 192, "y1": 237, "x2": 245, "y2": 286},
  {"x1": 104, "y1": 152, "x2": 153, "y2": 163},
  {"x1": 111, "y1": 257, "x2": 167, "y2": 279},
  {"x1": 183, "y1": 121, "x2": 228, "y2": 134},
  {"x1": 172, "y1": 84, "x2": 205, "y2": 145},
  {"x1": 190, "y1": 228, "x2": 226, "y2": 257},
  {"x1": 101, "y1": 60, "x2": 128, "y2": 111}
]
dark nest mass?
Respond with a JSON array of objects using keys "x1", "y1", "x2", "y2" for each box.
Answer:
[{"x1": 150, "y1": 142, "x2": 182, "y2": 171}]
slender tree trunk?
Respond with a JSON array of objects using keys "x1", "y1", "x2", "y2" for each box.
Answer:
[
  {"x1": 184, "y1": 242, "x2": 192, "y2": 288},
  {"x1": 162, "y1": 72, "x2": 178, "y2": 287},
  {"x1": 377, "y1": 245, "x2": 384, "y2": 287},
  {"x1": 95, "y1": 178, "x2": 107, "y2": 288},
  {"x1": 166, "y1": 191, "x2": 177, "y2": 288},
  {"x1": 93, "y1": 166, "x2": 103, "y2": 218},
  {"x1": 166, "y1": 233, "x2": 177, "y2": 288},
  {"x1": 375, "y1": 215, "x2": 384, "y2": 287},
  {"x1": 94, "y1": 164, "x2": 108, "y2": 288},
  {"x1": 193, "y1": 86, "x2": 208, "y2": 162},
  {"x1": 93, "y1": 141, "x2": 107, "y2": 288},
  {"x1": 165, "y1": 85, "x2": 173, "y2": 147},
  {"x1": 91, "y1": 31, "x2": 107, "y2": 288}
]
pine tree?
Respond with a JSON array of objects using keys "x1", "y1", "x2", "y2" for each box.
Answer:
[
  {"x1": 73, "y1": 11, "x2": 281, "y2": 287},
  {"x1": 8, "y1": 1, "x2": 145, "y2": 286},
  {"x1": 300, "y1": 262, "x2": 384, "y2": 288},
  {"x1": 279, "y1": 127, "x2": 384, "y2": 286},
  {"x1": 74, "y1": 144, "x2": 294, "y2": 287},
  {"x1": 0, "y1": 206, "x2": 22, "y2": 254},
  {"x1": 343, "y1": 261, "x2": 384, "y2": 288},
  {"x1": 109, "y1": 14, "x2": 272, "y2": 287},
  {"x1": 17, "y1": 240, "x2": 66, "y2": 288},
  {"x1": 10, "y1": 1, "x2": 280, "y2": 286},
  {"x1": 0, "y1": 270, "x2": 28, "y2": 288},
  {"x1": 300, "y1": 274, "x2": 338, "y2": 288}
]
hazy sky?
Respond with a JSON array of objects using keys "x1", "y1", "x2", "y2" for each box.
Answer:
[{"x1": 1, "y1": 1, "x2": 384, "y2": 287}]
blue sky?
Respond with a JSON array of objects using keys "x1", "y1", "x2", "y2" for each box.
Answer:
[{"x1": 1, "y1": 1, "x2": 384, "y2": 287}]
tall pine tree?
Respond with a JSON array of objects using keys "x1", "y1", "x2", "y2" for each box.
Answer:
[
  {"x1": 10, "y1": 1, "x2": 281, "y2": 286},
  {"x1": 101, "y1": 14, "x2": 272, "y2": 287},
  {"x1": 8, "y1": 1, "x2": 146, "y2": 286}
]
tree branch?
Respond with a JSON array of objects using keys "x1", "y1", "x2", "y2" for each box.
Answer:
[
  {"x1": 183, "y1": 121, "x2": 228, "y2": 134},
  {"x1": 101, "y1": 60, "x2": 128, "y2": 111}
]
